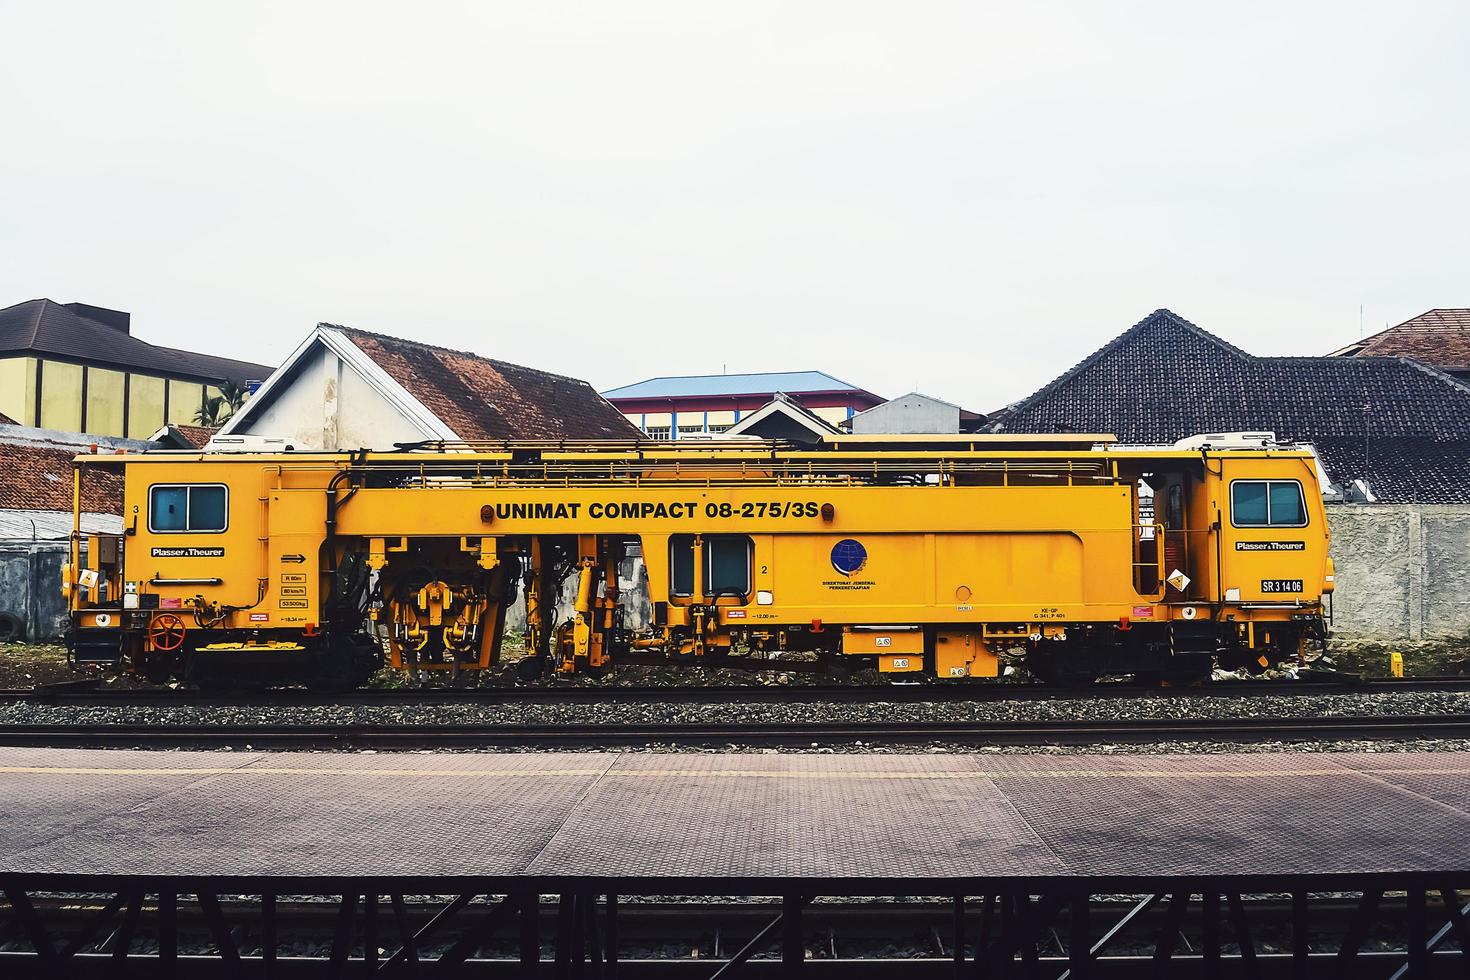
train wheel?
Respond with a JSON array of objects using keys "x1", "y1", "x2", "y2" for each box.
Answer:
[
  {"x1": 515, "y1": 655, "x2": 550, "y2": 683},
  {"x1": 307, "y1": 634, "x2": 383, "y2": 692}
]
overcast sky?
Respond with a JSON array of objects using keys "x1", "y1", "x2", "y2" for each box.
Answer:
[{"x1": 3, "y1": 2, "x2": 1467, "y2": 410}]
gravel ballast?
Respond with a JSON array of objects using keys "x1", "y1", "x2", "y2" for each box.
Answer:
[
  {"x1": 2, "y1": 688, "x2": 1468, "y2": 729},
  {"x1": 0, "y1": 689, "x2": 1467, "y2": 755}
]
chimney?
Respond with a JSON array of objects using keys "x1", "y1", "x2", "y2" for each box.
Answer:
[{"x1": 64, "y1": 302, "x2": 130, "y2": 334}]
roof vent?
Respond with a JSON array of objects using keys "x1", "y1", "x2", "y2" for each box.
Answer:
[{"x1": 63, "y1": 303, "x2": 130, "y2": 334}]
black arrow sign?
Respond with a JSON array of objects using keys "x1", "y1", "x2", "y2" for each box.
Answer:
[{"x1": 281, "y1": 554, "x2": 306, "y2": 564}]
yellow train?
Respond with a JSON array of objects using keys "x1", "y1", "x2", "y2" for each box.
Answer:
[{"x1": 62, "y1": 434, "x2": 1333, "y2": 688}]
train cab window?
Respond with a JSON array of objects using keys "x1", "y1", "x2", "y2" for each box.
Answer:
[
  {"x1": 1166, "y1": 485, "x2": 1184, "y2": 530},
  {"x1": 670, "y1": 536, "x2": 695, "y2": 596},
  {"x1": 1231, "y1": 480, "x2": 1306, "y2": 527},
  {"x1": 706, "y1": 536, "x2": 753, "y2": 597},
  {"x1": 668, "y1": 535, "x2": 752, "y2": 597},
  {"x1": 149, "y1": 484, "x2": 228, "y2": 533}
]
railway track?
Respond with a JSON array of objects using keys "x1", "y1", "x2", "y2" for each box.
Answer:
[
  {"x1": 8, "y1": 673, "x2": 1470, "y2": 707},
  {"x1": 0, "y1": 711, "x2": 1465, "y2": 749}
]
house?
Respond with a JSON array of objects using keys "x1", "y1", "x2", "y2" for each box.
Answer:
[
  {"x1": 0, "y1": 299, "x2": 273, "y2": 439},
  {"x1": 215, "y1": 323, "x2": 639, "y2": 450},
  {"x1": 721, "y1": 392, "x2": 843, "y2": 444},
  {"x1": 602, "y1": 371, "x2": 883, "y2": 439},
  {"x1": 848, "y1": 392, "x2": 987, "y2": 435},
  {"x1": 1329, "y1": 308, "x2": 1470, "y2": 384},
  {"x1": 0, "y1": 423, "x2": 131, "y2": 640},
  {"x1": 989, "y1": 308, "x2": 1470, "y2": 504}
]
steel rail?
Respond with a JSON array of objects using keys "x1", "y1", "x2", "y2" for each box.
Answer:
[
  {"x1": 5, "y1": 673, "x2": 1470, "y2": 708},
  {"x1": 0, "y1": 712, "x2": 1466, "y2": 749}
]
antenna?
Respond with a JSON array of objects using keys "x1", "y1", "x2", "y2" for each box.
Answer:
[{"x1": 1359, "y1": 303, "x2": 1364, "y2": 339}]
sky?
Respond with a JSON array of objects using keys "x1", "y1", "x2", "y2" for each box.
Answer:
[{"x1": 2, "y1": 1, "x2": 1468, "y2": 411}]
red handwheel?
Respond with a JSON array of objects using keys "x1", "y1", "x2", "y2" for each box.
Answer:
[{"x1": 148, "y1": 613, "x2": 187, "y2": 652}]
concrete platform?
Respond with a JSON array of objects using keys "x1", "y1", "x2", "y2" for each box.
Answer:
[{"x1": 2, "y1": 747, "x2": 1469, "y2": 885}]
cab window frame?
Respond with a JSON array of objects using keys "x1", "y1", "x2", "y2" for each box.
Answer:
[
  {"x1": 668, "y1": 534, "x2": 753, "y2": 599},
  {"x1": 148, "y1": 483, "x2": 230, "y2": 534},
  {"x1": 704, "y1": 534, "x2": 753, "y2": 599},
  {"x1": 1229, "y1": 479, "x2": 1308, "y2": 529}
]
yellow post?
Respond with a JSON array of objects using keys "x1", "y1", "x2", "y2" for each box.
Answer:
[
  {"x1": 66, "y1": 464, "x2": 82, "y2": 611},
  {"x1": 1389, "y1": 651, "x2": 1404, "y2": 678}
]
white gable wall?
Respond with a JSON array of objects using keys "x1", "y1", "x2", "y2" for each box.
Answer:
[
  {"x1": 226, "y1": 340, "x2": 438, "y2": 450},
  {"x1": 851, "y1": 394, "x2": 960, "y2": 434}
]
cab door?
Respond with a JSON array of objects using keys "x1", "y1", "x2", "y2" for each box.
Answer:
[{"x1": 1219, "y1": 461, "x2": 1317, "y2": 604}]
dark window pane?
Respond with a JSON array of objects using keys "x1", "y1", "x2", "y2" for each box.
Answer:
[
  {"x1": 190, "y1": 486, "x2": 227, "y2": 531},
  {"x1": 1167, "y1": 485, "x2": 1184, "y2": 529},
  {"x1": 1268, "y1": 482, "x2": 1305, "y2": 526},
  {"x1": 706, "y1": 536, "x2": 751, "y2": 596},
  {"x1": 151, "y1": 486, "x2": 187, "y2": 531},
  {"x1": 1233, "y1": 482, "x2": 1268, "y2": 526},
  {"x1": 670, "y1": 535, "x2": 694, "y2": 596}
]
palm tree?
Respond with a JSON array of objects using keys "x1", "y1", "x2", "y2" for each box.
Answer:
[
  {"x1": 194, "y1": 395, "x2": 227, "y2": 427},
  {"x1": 217, "y1": 380, "x2": 247, "y2": 415}
]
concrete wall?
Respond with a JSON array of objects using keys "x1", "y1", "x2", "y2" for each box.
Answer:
[
  {"x1": 851, "y1": 394, "x2": 959, "y2": 434},
  {"x1": 0, "y1": 542, "x2": 68, "y2": 641},
  {"x1": 1326, "y1": 503, "x2": 1470, "y2": 640}
]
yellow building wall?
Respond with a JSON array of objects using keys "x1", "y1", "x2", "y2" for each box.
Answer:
[
  {"x1": 811, "y1": 406, "x2": 852, "y2": 425},
  {"x1": 167, "y1": 379, "x2": 205, "y2": 425},
  {"x1": 39, "y1": 360, "x2": 83, "y2": 431},
  {"x1": 128, "y1": 375, "x2": 166, "y2": 439},
  {"x1": 85, "y1": 367, "x2": 127, "y2": 437},
  {"x1": 0, "y1": 357, "x2": 36, "y2": 425}
]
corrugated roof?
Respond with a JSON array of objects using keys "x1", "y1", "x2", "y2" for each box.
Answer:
[
  {"x1": 0, "y1": 299, "x2": 273, "y2": 383},
  {"x1": 603, "y1": 370, "x2": 874, "y2": 400},
  {"x1": 1333, "y1": 309, "x2": 1470, "y2": 372},
  {"x1": 0, "y1": 510, "x2": 121, "y2": 540},
  {"x1": 991, "y1": 308, "x2": 1470, "y2": 504},
  {"x1": 336, "y1": 327, "x2": 640, "y2": 441}
]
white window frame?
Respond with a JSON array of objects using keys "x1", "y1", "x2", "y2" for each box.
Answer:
[
  {"x1": 148, "y1": 483, "x2": 230, "y2": 534},
  {"x1": 1229, "y1": 479, "x2": 1308, "y2": 529}
]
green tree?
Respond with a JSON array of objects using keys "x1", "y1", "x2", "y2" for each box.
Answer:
[
  {"x1": 194, "y1": 395, "x2": 227, "y2": 427},
  {"x1": 217, "y1": 379, "x2": 247, "y2": 414}
]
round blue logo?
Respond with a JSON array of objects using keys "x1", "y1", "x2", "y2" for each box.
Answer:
[{"x1": 830, "y1": 538, "x2": 867, "y2": 577}]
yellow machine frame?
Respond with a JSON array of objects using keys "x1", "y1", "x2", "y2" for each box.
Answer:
[{"x1": 63, "y1": 435, "x2": 1334, "y2": 687}]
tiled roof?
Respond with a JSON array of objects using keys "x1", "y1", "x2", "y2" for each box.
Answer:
[
  {"x1": 0, "y1": 299, "x2": 273, "y2": 384},
  {"x1": 150, "y1": 423, "x2": 219, "y2": 449},
  {"x1": 0, "y1": 411, "x2": 14, "y2": 425},
  {"x1": 1333, "y1": 309, "x2": 1470, "y2": 372},
  {"x1": 337, "y1": 327, "x2": 640, "y2": 441},
  {"x1": 991, "y1": 309, "x2": 1470, "y2": 503},
  {"x1": 603, "y1": 370, "x2": 877, "y2": 400},
  {"x1": 0, "y1": 440, "x2": 123, "y2": 514}
]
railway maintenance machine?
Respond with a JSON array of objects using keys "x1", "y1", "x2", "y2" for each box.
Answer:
[{"x1": 62, "y1": 434, "x2": 1334, "y2": 688}]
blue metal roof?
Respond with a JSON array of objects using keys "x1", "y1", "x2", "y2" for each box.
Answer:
[{"x1": 602, "y1": 371, "x2": 870, "y2": 400}]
